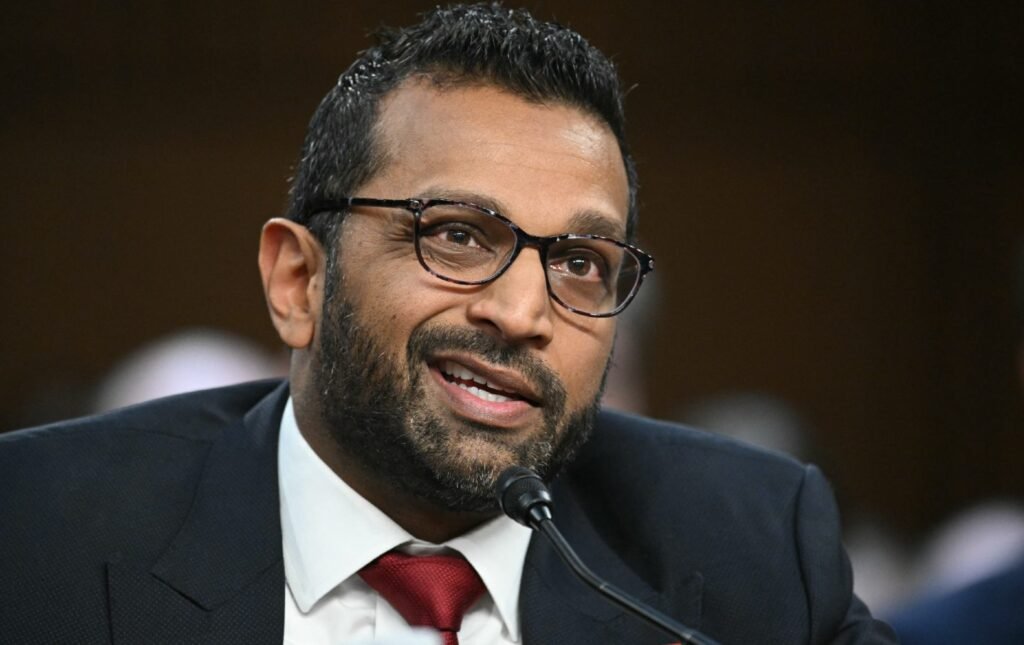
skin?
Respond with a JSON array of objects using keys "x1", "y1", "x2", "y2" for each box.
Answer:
[{"x1": 258, "y1": 80, "x2": 629, "y2": 542}]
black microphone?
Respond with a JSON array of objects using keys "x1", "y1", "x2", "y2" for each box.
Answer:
[{"x1": 496, "y1": 466, "x2": 721, "y2": 645}]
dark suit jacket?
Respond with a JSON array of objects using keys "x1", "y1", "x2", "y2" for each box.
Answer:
[{"x1": 0, "y1": 380, "x2": 896, "y2": 644}]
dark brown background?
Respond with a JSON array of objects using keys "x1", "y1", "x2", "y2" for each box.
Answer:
[{"x1": 2, "y1": 2, "x2": 1022, "y2": 539}]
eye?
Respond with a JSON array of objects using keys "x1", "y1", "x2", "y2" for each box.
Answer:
[
  {"x1": 422, "y1": 222, "x2": 485, "y2": 248},
  {"x1": 567, "y1": 256, "x2": 596, "y2": 276},
  {"x1": 438, "y1": 225, "x2": 480, "y2": 247},
  {"x1": 550, "y1": 248, "x2": 608, "y2": 282}
]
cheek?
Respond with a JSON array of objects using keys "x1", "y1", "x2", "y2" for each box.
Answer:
[
  {"x1": 343, "y1": 265, "x2": 452, "y2": 356},
  {"x1": 554, "y1": 325, "x2": 615, "y2": 406},
  {"x1": 341, "y1": 235, "x2": 432, "y2": 320}
]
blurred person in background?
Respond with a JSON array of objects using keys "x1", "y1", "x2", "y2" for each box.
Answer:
[
  {"x1": 887, "y1": 506, "x2": 1024, "y2": 644},
  {"x1": 93, "y1": 327, "x2": 287, "y2": 412},
  {"x1": 10, "y1": 328, "x2": 286, "y2": 430},
  {"x1": 883, "y1": 243, "x2": 1024, "y2": 644}
]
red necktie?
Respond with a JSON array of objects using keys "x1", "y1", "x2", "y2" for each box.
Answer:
[{"x1": 359, "y1": 551, "x2": 486, "y2": 645}]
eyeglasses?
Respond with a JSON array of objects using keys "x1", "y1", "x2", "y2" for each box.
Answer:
[{"x1": 310, "y1": 197, "x2": 655, "y2": 318}]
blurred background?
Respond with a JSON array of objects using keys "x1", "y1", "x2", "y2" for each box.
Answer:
[{"x1": 2, "y1": 0, "x2": 1022, "y2": 622}]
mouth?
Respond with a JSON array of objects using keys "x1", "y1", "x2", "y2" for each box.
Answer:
[
  {"x1": 426, "y1": 355, "x2": 541, "y2": 427},
  {"x1": 440, "y1": 359, "x2": 537, "y2": 402}
]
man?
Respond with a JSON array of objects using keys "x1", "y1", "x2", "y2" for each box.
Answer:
[{"x1": 0, "y1": 4, "x2": 896, "y2": 643}]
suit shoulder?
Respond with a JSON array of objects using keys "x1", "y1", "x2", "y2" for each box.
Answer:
[
  {"x1": 588, "y1": 408, "x2": 806, "y2": 479},
  {"x1": 1, "y1": 378, "x2": 284, "y2": 447},
  {"x1": 561, "y1": 409, "x2": 815, "y2": 539},
  {"x1": 0, "y1": 380, "x2": 285, "y2": 568},
  {"x1": 0, "y1": 379, "x2": 284, "y2": 503}
]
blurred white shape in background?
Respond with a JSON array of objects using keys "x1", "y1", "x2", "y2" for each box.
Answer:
[
  {"x1": 910, "y1": 500, "x2": 1024, "y2": 596},
  {"x1": 94, "y1": 327, "x2": 286, "y2": 412}
]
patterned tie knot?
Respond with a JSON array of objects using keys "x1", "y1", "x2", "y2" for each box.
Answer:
[{"x1": 359, "y1": 551, "x2": 485, "y2": 645}]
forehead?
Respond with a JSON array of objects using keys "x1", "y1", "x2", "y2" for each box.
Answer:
[{"x1": 364, "y1": 79, "x2": 630, "y2": 238}]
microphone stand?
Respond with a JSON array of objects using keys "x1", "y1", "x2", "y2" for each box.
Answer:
[
  {"x1": 498, "y1": 466, "x2": 721, "y2": 645},
  {"x1": 534, "y1": 517, "x2": 721, "y2": 645}
]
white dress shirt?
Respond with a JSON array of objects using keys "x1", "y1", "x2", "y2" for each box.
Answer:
[{"x1": 278, "y1": 398, "x2": 533, "y2": 644}]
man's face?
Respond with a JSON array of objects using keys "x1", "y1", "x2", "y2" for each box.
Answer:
[{"x1": 311, "y1": 81, "x2": 629, "y2": 512}]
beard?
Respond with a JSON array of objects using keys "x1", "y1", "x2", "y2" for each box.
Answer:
[{"x1": 311, "y1": 281, "x2": 604, "y2": 514}]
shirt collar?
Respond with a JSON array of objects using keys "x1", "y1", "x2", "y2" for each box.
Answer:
[
  {"x1": 448, "y1": 512, "x2": 532, "y2": 641},
  {"x1": 277, "y1": 397, "x2": 532, "y2": 640}
]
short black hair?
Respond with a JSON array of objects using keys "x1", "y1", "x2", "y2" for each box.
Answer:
[{"x1": 286, "y1": 2, "x2": 638, "y2": 251}]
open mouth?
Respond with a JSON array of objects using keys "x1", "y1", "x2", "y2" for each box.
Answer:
[{"x1": 436, "y1": 359, "x2": 535, "y2": 405}]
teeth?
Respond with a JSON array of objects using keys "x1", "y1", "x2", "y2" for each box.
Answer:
[
  {"x1": 455, "y1": 381, "x2": 514, "y2": 403},
  {"x1": 441, "y1": 360, "x2": 518, "y2": 401}
]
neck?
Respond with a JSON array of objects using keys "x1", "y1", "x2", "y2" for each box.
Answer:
[
  {"x1": 358, "y1": 481, "x2": 496, "y2": 544},
  {"x1": 292, "y1": 398, "x2": 496, "y2": 544}
]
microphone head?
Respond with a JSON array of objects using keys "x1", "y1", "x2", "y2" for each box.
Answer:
[{"x1": 496, "y1": 466, "x2": 553, "y2": 528}]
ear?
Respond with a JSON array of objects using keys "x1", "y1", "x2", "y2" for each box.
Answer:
[{"x1": 258, "y1": 218, "x2": 326, "y2": 349}]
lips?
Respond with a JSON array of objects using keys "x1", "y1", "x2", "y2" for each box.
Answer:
[
  {"x1": 427, "y1": 355, "x2": 541, "y2": 425},
  {"x1": 438, "y1": 360, "x2": 528, "y2": 403}
]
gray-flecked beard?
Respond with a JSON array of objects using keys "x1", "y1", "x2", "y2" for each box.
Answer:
[{"x1": 312, "y1": 291, "x2": 603, "y2": 514}]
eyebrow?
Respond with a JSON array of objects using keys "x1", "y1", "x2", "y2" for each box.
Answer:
[
  {"x1": 566, "y1": 211, "x2": 625, "y2": 240},
  {"x1": 420, "y1": 186, "x2": 627, "y2": 241}
]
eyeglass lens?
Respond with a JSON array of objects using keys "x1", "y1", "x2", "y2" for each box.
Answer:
[{"x1": 415, "y1": 203, "x2": 641, "y2": 315}]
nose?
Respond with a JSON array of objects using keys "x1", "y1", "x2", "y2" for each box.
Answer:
[{"x1": 465, "y1": 248, "x2": 554, "y2": 347}]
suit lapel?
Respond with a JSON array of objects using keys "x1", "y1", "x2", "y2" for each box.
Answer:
[
  {"x1": 107, "y1": 383, "x2": 289, "y2": 644},
  {"x1": 520, "y1": 477, "x2": 703, "y2": 645}
]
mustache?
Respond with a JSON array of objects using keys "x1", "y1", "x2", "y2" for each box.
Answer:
[{"x1": 406, "y1": 325, "x2": 566, "y2": 407}]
